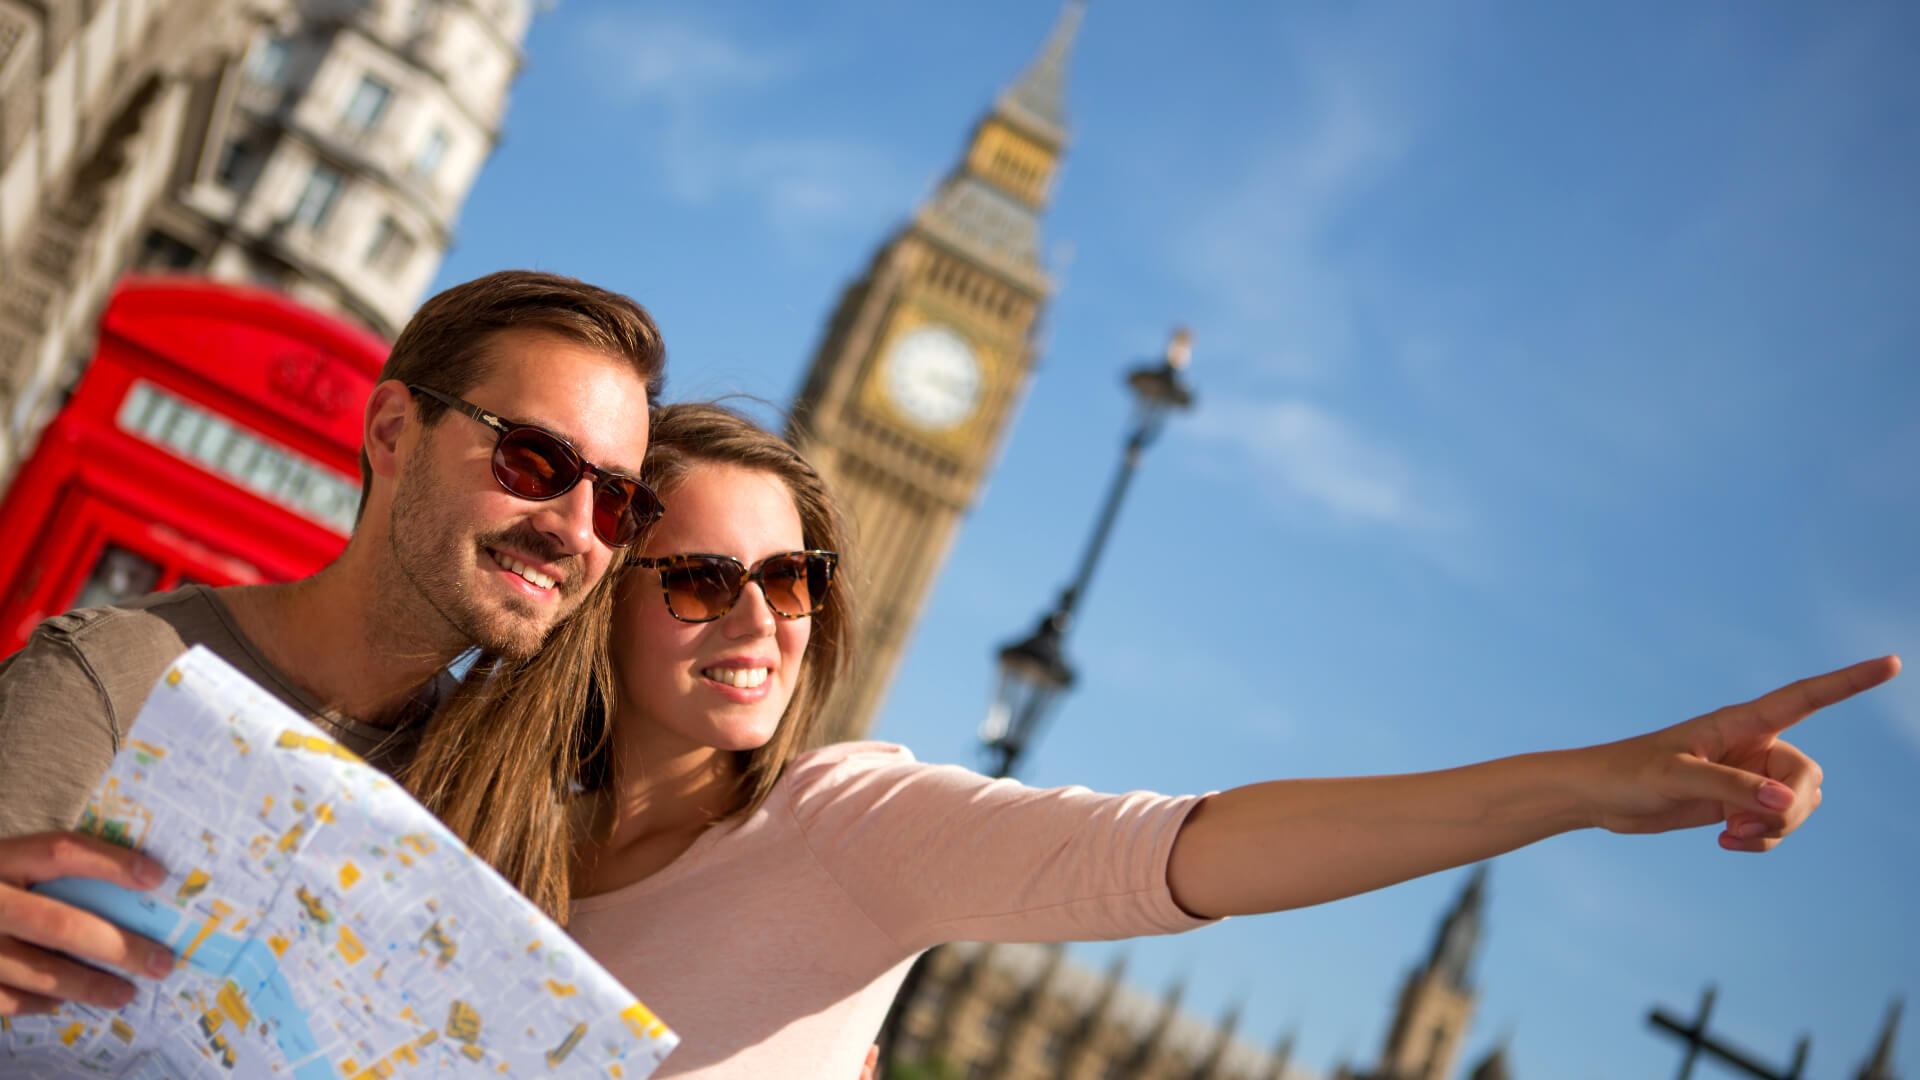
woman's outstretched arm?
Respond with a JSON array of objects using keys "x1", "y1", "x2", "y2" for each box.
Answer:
[{"x1": 1165, "y1": 655, "x2": 1900, "y2": 919}]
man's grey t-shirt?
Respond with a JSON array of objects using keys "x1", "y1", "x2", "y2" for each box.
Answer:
[{"x1": 0, "y1": 586, "x2": 423, "y2": 839}]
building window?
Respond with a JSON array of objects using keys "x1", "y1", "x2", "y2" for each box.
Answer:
[
  {"x1": 139, "y1": 230, "x2": 201, "y2": 271},
  {"x1": 1039, "y1": 1031, "x2": 1066, "y2": 1064},
  {"x1": 215, "y1": 138, "x2": 263, "y2": 190},
  {"x1": 364, "y1": 214, "x2": 417, "y2": 277},
  {"x1": 291, "y1": 164, "x2": 345, "y2": 230},
  {"x1": 403, "y1": 0, "x2": 432, "y2": 35},
  {"x1": 340, "y1": 74, "x2": 392, "y2": 134},
  {"x1": 981, "y1": 1005, "x2": 1009, "y2": 1039},
  {"x1": 412, "y1": 127, "x2": 448, "y2": 180},
  {"x1": 246, "y1": 34, "x2": 291, "y2": 84}
]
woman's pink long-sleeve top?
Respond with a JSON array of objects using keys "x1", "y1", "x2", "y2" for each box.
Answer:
[{"x1": 566, "y1": 741, "x2": 1214, "y2": 1079}]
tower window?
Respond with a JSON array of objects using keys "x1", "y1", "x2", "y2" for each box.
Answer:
[
  {"x1": 982, "y1": 1004, "x2": 1009, "y2": 1038},
  {"x1": 1039, "y1": 1031, "x2": 1065, "y2": 1063},
  {"x1": 340, "y1": 74, "x2": 393, "y2": 134}
]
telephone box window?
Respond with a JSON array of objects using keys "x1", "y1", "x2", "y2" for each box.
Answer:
[{"x1": 72, "y1": 546, "x2": 163, "y2": 610}]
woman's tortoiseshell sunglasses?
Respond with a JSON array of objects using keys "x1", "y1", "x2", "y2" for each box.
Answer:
[{"x1": 634, "y1": 550, "x2": 837, "y2": 623}]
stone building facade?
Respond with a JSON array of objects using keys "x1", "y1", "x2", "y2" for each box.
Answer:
[
  {"x1": 135, "y1": 0, "x2": 530, "y2": 337},
  {"x1": 0, "y1": 0, "x2": 279, "y2": 477},
  {"x1": 895, "y1": 941, "x2": 1303, "y2": 1080},
  {"x1": 0, "y1": 0, "x2": 532, "y2": 481}
]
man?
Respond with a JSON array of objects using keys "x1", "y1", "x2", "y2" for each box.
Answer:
[{"x1": 0, "y1": 270, "x2": 665, "y2": 1015}]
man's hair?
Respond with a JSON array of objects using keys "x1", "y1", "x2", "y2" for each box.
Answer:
[{"x1": 355, "y1": 270, "x2": 667, "y2": 521}]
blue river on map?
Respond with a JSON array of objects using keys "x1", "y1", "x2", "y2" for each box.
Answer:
[{"x1": 35, "y1": 877, "x2": 338, "y2": 1080}]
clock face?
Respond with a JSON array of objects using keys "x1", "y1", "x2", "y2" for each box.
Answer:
[{"x1": 882, "y1": 324, "x2": 983, "y2": 431}]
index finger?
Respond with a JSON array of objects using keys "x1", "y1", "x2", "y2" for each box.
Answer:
[
  {"x1": 1740, "y1": 655, "x2": 1901, "y2": 736},
  {"x1": 0, "y1": 832, "x2": 167, "y2": 891},
  {"x1": 0, "y1": 883, "x2": 174, "y2": 983}
]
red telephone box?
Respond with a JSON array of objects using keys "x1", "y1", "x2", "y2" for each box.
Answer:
[{"x1": 0, "y1": 276, "x2": 388, "y2": 654}]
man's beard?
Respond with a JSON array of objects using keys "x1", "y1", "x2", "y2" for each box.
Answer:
[{"x1": 386, "y1": 453, "x2": 585, "y2": 660}]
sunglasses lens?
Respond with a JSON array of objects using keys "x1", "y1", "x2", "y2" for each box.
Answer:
[
  {"x1": 494, "y1": 427, "x2": 580, "y2": 499},
  {"x1": 659, "y1": 558, "x2": 744, "y2": 621},
  {"x1": 591, "y1": 477, "x2": 662, "y2": 548},
  {"x1": 761, "y1": 553, "x2": 832, "y2": 617}
]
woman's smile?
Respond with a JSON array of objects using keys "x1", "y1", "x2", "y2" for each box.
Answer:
[{"x1": 612, "y1": 462, "x2": 813, "y2": 755}]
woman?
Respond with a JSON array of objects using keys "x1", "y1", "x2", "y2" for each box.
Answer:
[{"x1": 418, "y1": 402, "x2": 1896, "y2": 1079}]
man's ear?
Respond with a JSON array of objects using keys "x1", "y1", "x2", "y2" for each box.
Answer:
[{"x1": 364, "y1": 380, "x2": 415, "y2": 481}]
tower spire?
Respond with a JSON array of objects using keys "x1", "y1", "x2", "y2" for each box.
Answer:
[
  {"x1": 1428, "y1": 863, "x2": 1489, "y2": 990},
  {"x1": 1856, "y1": 997, "x2": 1903, "y2": 1080},
  {"x1": 997, "y1": 0, "x2": 1086, "y2": 148}
]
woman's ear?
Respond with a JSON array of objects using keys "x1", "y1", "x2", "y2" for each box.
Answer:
[{"x1": 364, "y1": 380, "x2": 414, "y2": 481}]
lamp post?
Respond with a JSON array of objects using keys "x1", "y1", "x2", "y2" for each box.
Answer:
[
  {"x1": 879, "y1": 329, "x2": 1196, "y2": 1075},
  {"x1": 979, "y1": 326, "x2": 1196, "y2": 780}
]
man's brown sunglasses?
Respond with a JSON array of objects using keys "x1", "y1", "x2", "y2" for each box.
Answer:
[{"x1": 407, "y1": 383, "x2": 664, "y2": 548}]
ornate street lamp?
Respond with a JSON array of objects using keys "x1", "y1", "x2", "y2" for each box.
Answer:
[
  {"x1": 979, "y1": 327, "x2": 1195, "y2": 779},
  {"x1": 980, "y1": 611, "x2": 1074, "y2": 779}
]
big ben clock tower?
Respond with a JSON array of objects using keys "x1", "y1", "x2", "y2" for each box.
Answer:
[{"x1": 790, "y1": 3, "x2": 1085, "y2": 743}]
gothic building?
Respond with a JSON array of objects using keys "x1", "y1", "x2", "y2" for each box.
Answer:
[
  {"x1": 891, "y1": 870, "x2": 1494, "y2": 1080},
  {"x1": 790, "y1": 2, "x2": 1084, "y2": 742},
  {"x1": 1338, "y1": 865, "x2": 1488, "y2": 1080},
  {"x1": 1855, "y1": 999, "x2": 1903, "y2": 1080}
]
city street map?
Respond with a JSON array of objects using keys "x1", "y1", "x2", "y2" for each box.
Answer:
[{"x1": 0, "y1": 646, "x2": 678, "y2": 1079}]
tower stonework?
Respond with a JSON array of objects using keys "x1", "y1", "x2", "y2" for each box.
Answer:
[
  {"x1": 789, "y1": 3, "x2": 1084, "y2": 742},
  {"x1": 1373, "y1": 866, "x2": 1488, "y2": 1080}
]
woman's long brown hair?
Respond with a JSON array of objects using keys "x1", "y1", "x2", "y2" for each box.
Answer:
[{"x1": 398, "y1": 401, "x2": 855, "y2": 924}]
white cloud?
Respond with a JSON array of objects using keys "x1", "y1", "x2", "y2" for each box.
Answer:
[
  {"x1": 570, "y1": 12, "x2": 902, "y2": 244},
  {"x1": 575, "y1": 12, "x2": 787, "y2": 105},
  {"x1": 1187, "y1": 396, "x2": 1456, "y2": 533},
  {"x1": 1178, "y1": 38, "x2": 1411, "y2": 382}
]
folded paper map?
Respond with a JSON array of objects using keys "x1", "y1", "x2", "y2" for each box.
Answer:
[{"x1": 0, "y1": 646, "x2": 677, "y2": 1079}]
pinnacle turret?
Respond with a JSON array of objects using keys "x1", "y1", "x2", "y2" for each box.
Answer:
[
  {"x1": 1428, "y1": 863, "x2": 1489, "y2": 991},
  {"x1": 1856, "y1": 997, "x2": 1904, "y2": 1080}
]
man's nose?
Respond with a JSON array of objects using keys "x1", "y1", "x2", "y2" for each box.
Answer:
[{"x1": 528, "y1": 477, "x2": 598, "y2": 556}]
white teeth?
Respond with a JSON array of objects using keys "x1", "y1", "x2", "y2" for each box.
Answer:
[
  {"x1": 493, "y1": 551, "x2": 555, "y2": 590},
  {"x1": 704, "y1": 667, "x2": 769, "y2": 689}
]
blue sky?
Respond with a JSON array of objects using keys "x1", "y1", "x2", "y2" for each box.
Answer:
[{"x1": 430, "y1": 2, "x2": 1920, "y2": 1076}]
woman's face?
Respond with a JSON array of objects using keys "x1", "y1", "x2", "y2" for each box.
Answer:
[{"x1": 611, "y1": 463, "x2": 812, "y2": 755}]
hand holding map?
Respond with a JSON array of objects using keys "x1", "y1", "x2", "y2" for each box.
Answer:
[{"x1": 0, "y1": 646, "x2": 677, "y2": 1079}]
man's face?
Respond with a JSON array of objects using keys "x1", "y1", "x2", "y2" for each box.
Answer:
[{"x1": 387, "y1": 328, "x2": 652, "y2": 659}]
